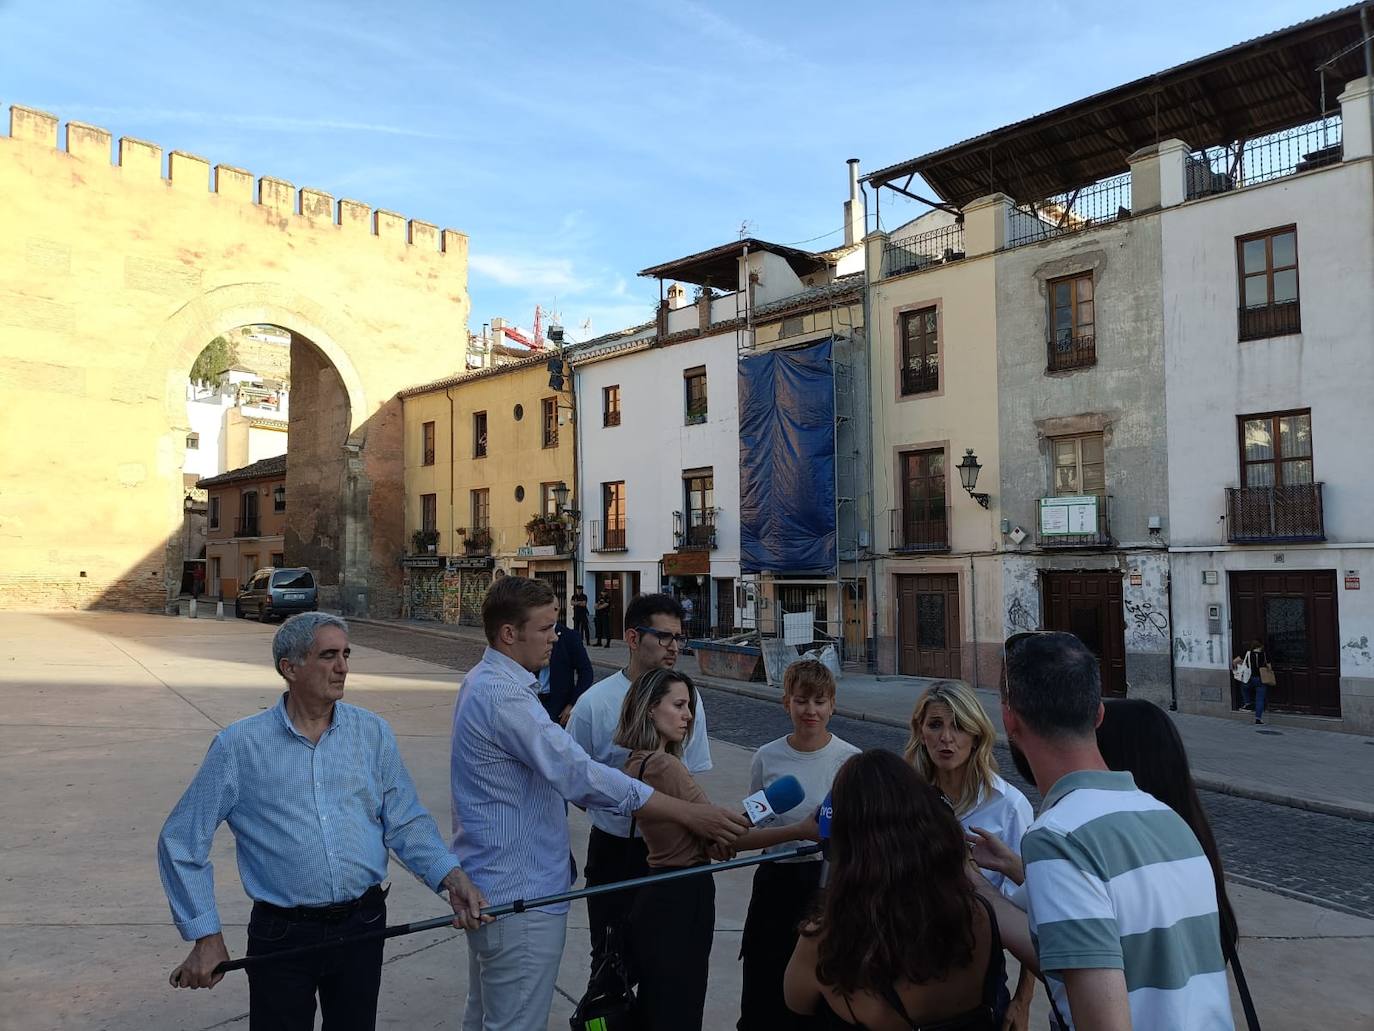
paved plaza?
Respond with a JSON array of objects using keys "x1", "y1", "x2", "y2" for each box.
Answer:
[{"x1": 2, "y1": 611, "x2": 1372, "y2": 1029}]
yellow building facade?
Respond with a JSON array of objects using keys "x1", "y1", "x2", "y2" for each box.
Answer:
[{"x1": 400, "y1": 355, "x2": 576, "y2": 622}]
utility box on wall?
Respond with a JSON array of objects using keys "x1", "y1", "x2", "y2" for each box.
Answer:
[{"x1": 1207, "y1": 604, "x2": 1222, "y2": 636}]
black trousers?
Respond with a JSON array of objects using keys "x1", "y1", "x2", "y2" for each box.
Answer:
[
  {"x1": 245, "y1": 890, "x2": 386, "y2": 1031},
  {"x1": 594, "y1": 614, "x2": 611, "y2": 645},
  {"x1": 628, "y1": 868, "x2": 715, "y2": 1031},
  {"x1": 584, "y1": 827, "x2": 650, "y2": 980},
  {"x1": 738, "y1": 861, "x2": 824, "y2": 1031}
]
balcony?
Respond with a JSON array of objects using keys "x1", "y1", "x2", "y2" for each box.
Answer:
[
  {"x1": 590, "y1": 519, "x2": 628, "y2": 553},
  {"x1": 1047, "y1": 332, "x2": 1097, "y2": 372},
  {"x1": 1035, "y1": 495, "x2": 1112, "y2": 548},
  {"x1": 1226, "y1": 483, "x2": 1324, "y2": 543},
  {"x1": 883, "y1": 223, "x2": 966, "y2": 278},
  {"x1": 1238, "y1": 300, "x2": 1301, "y2": 341},
  {"x1": 889, "y1": 507, "x2": 950, "y2": 553},
  {"x1": 234, "y1": 516, "x2": 261, "y2": 537},
  {"x1": 1186, "y1": 115, "x2": 1342, "y2": 200},
  {"x1": 674, "y1": 509, "x2": 718, "y2": 551}
]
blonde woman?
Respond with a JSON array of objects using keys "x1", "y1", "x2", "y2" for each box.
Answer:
[
  {"x1": 906, "y1": 681, "x2": 1036, "y2": 1031},
  {"x1": 615, "y1": 668, "x2": 800, "y2": 1031}
]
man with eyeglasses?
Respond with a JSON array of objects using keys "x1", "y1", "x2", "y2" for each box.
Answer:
[{"x1": 567, "y1": 591, "x2": 714, "y2": 985}]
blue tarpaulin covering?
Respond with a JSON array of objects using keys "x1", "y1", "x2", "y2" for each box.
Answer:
[{"x1": 738, "y1": 338, "x2": 836, "y2": 574}]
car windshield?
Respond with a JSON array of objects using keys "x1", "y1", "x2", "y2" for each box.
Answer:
[{"x1": 272, "y1": 570, "x2": 314, "y2": 589}]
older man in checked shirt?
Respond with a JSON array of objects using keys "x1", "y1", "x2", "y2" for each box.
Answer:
[
  {"x1": 452, "y1": 576, "x2": 748, "y2": 1031},
  {"x1": 158, "y1": 612, "x2": 487, "y2": 1031}
]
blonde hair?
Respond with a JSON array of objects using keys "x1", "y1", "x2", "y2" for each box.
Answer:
[
  {"x1": 784, "y1": 659, "x2": 836, "y2": 700},
  {"x1": 902, "y1": 681, "x2": 999, "y2": 816},
  {"x1": 613, "y1": 668, "x2": 696, "y2": 757}
]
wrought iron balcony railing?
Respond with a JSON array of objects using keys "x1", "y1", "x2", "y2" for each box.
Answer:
[
  {"x1": 1226, "y1": 483, "x2": 1324, "y2": 543},
  {"x1": 900, "y1": 355, "x2": 939, "y2": 396},
  {"x1": 234, "y1": 516, "x2": 261, "y2": 537},
  {"x1": 590, "y1": 519, "x2": 628, "y2": 553},
  {"x1": 1035, "y1": 495, "x2": 1112, "y2": 548},
  {"x1": 888, "y1": 507, "x2": 950, "y2": 552},
  {"x1": 674, "y1": 509, "x2": 718, "y2": 551},
  {"x1": 1047, "y1": 332, "x2": 1097, "y2": 372}
]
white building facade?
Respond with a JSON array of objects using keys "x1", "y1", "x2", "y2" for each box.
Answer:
[{"x1": 1163, "y1": 76, "x2": 1374, "y2": 732}]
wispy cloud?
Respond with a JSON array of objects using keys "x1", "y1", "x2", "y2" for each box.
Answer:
[
  {"x1": 643, "y1": 0, "x2": 791, "y2": 62},
  {"x1": 53, "y1": 105, "x2": 460, "y2": 141},
  {"x1": 469, "y1": 253, "x2": 594, "y2": 294}
]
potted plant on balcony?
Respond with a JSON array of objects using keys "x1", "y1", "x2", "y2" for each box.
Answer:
[
  {"x1": 464, "y1": 526, "x2": 493, "y2": 556},
  {"x1": 412, "y1": 529, "x2": 440, "y2": 555},
  {"x1": 524, "y1": 513, "x2": 567, "y2": 552}
]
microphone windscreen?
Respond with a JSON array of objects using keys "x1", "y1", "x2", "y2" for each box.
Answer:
[
  {"x1": 817, "y1": 790, "x2": 833, "y2": 840},
  {"x1": 763, "y1": 775, "x2": 806, "y2": 816}
]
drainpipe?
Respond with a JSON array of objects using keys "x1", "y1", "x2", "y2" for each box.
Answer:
[
  {"x1": 1364, "y1": 7, "x2": 1374, "y2": 222},
  {"x1": 568, "y1": 350, "x2": 580, "y2": 600},
  {"x1": 445, "y1": 386, "x2": 456, "y2": 556},
  {"x1": 969, "y1": 554, "x2": 980, "y2": 689},
  {"x1": 859, "y1": 180, "x2": 880, "y2": 664},
  {"x1": 1166, "y1": 566, "x2": 1178, "y2": 710}
]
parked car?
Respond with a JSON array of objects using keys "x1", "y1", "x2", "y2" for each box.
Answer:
[{"x1": 235, "y1": 567, "x2": 318, "y2": 621}]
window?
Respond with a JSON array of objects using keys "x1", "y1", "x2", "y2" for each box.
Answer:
[
  {"x1": 684, "y1": 367, "x2": 708, "y2": 424},
  {"x1": 541, "y1": 481, "x2": 565, "y2": 517},
  {"x1": 603, "y1": 385, "x2": 621, "y2": 427},
  {"x1": 899, "y1": 449, "x2": 948, "y2": 549},
  {"x1": 185, "y1": 432, "x2": 200, "y2": 450},
  {"x1": 209, "y1": 496, "x2": 220, "y2": 530},
  {"x1": 1240, "y1": 411, "x2": 1312, "y2": 487},
  {"x1": 421, "y1": 493, "x2": 438, "y2": 533},
  {"x1": 273, "y1": 484, "x2": 285, "y2": 512},
  {"x1": 1047, "y1": 273, "x2": 1096, "y2": 371},
  {"x1": 601, "y1": 481, "x2": 626, "y2": 550},
  {"x1": 682, "y1": 471, "x2": 715, "y2": 547},
  {"x1": 422, "y1": 420, "x2": 436, "y2": 465},
  {"x1": 900, "y1": 307, "x2": 939, "y2": 395},
  {"x1": 470, "y1": 488, "x2": 490, "y2": 530},
  {"x1": 1052, "y1": 433, "x2": 1106, "y2": 497},
  {"x1": 1237, "y1": 226, "x2": 1300, "y2": 340},
  {"x1": 270, "y1": 552, "x2": 284, "y2": 568},
  {"x1": 473, "y1": 411, "x2": 488, "y2": 458},
  {"x1": 239, "y1": 490, "x2": 260, "y2": 536},
  {"x1": 542, "y1": 397, "x2": 559, "y2": 448}
]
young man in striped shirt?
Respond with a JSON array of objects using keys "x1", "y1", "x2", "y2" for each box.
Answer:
[{"x1": 1001, "y1": 631, "x2": 1233, "y2": 1031}]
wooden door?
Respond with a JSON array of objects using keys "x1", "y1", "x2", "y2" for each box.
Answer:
[
  {"x1": 1043, "y1": 571, "x2": 1127, "y2": 697},
  {"x1": 714, "y1": 577, "x2": 735, "y2": 636},
  {"x1": 1229, "y1": 570, "x2": 1340, "y2": 716},
  {"x1": 896, "y1": 574, "x2": 961, "y2": 678},
  {"x1": 843, "y1": 581, "x2": 867, "y2": 663},
  {"x1": 600, "y1": 574, "x2": 624, "y2": 640}
]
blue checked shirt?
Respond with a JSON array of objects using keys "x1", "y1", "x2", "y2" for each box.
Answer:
[
  {"x1": 158, "y1": 696, "x2": 459, "y2": 941},
  {"x1": 450, "y1": 647, "x2": 653, "y2": 914}
]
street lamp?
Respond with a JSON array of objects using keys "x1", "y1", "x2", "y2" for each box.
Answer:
[
  {"x1": 551, "y1": 482, "x2": 578, "y2": 519},
  {"x1": 956, "y1": 448, "x2": 990, "y2": 509}
]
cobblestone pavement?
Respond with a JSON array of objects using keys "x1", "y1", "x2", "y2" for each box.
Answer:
[{"x1": 348, "y1": 623, "x2": 1374, "y2": 919}]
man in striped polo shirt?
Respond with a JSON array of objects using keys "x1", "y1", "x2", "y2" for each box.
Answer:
[{"x1": 1001, "y1": 632, "x2": 1233, "y2": 1030}]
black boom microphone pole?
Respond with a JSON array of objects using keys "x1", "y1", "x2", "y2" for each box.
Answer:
[{"x1": 211, "y1": 843, "x2": 821, "y2": 975}]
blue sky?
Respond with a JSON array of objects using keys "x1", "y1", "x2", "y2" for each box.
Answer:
[{"x1": 1, "y1": 0, "x2": 1337, "y2": 343}]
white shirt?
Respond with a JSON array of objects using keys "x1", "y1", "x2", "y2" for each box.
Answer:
[
  {"x1": 567, "y1": 669, "x2": 713, "y2": 837},
  {"x1": 750, "y1": 733, "x2": 860, "y2": 861},
  {"x1": 960, "y1": 771, "x2": 1034, "y2": 900}
]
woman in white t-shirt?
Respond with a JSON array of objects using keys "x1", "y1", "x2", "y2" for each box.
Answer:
[{"x1": 904, "y1": 680, "x2": 1036, "y2": 1028}]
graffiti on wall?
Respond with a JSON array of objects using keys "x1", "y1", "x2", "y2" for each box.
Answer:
[
  {"x1": 1007, "y1": 595, "x2": 1036, "y2": 632},
  {"x1": 1125, "y1": 598, "x2": 1169, "y2": 645}
]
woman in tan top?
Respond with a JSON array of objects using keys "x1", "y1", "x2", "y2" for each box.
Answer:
[{"x1": 615, "y1": 668, "x2": 802, "y2": 1031}]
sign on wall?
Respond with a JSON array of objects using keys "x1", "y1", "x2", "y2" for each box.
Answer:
[
  {"x1": 1039, "y1": 495, "x2": 1099, "y2": 536},
  {"x1": 1346, "y1": 570, "x2": 1360, "y2": 590}
]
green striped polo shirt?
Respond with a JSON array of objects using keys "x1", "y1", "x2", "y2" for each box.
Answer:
[{"x1": 1023, "y1": 770, "x2": 1233, "y2": 1030}]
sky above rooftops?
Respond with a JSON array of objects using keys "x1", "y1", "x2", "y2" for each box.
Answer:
[{"x1": 1, "y1": 0, "x2": 1338, "y2": 345}]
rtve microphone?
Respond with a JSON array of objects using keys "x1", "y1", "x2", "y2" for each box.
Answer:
[
  {"x1": 742, "y1": 774, "x2": 806, "y2": 827},
  {"x1": 817, "y1": 790, "x2": 834, "y2": 886}
]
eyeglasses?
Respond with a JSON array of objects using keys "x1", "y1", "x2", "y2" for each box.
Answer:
[{"x1": 633, "y1": 626, "x2": 690, "y2": 647}]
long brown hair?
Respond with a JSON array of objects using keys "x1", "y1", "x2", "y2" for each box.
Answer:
[
  {"x1": 612, "y1": 668, "x2": 696, "y2": 757},
  {"x1": 806, "y1": 750, "x2": 979, "y2": 995}
]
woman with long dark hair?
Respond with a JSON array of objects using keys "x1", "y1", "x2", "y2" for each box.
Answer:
[{"x1": 784, "y1": 750, "x2": 1005, "y2": 1029}]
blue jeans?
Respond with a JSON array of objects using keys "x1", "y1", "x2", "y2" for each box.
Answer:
[{"x1": 1242, "y1": 674, "x2": 1267, "y2": 720}]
